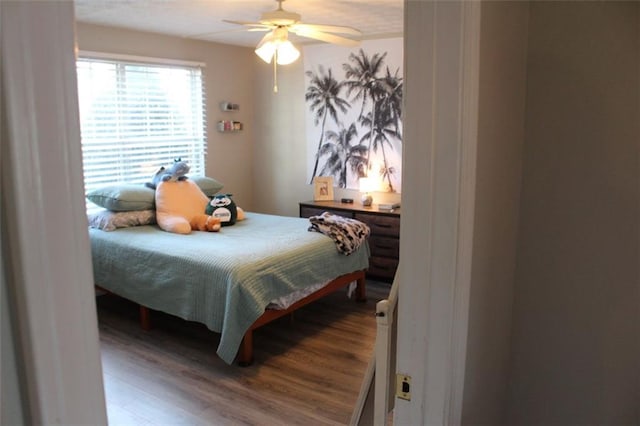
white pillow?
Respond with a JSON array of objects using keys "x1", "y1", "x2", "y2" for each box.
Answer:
[{"x1": 88, "y1": 209, "x2": 156, "y2": 231}]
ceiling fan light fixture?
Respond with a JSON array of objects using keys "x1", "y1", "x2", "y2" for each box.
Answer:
[
  {"x1": 255, "y1": 40, "x2": 277, "y2": 63},
  {"x1": 254, "y1": 27, "x2": 300, "y2": 65},
  {"x1": 275, "y1": 40, "x2": 300, "y2": 65}
]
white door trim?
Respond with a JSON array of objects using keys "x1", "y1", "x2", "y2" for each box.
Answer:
[
  {"x1": 449, "y1": 1, "x2": 481, "y2": 422},
  {"x1": 2, "y1": 1, "x2": 107, "y2": 423},
  {"x1": 395, "y1": 1, "x2": 480, "y2": 424}
]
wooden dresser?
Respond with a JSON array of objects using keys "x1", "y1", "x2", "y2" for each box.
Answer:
[{"x1": 299, "y1": 200, "x2": 400, "y2": 283}]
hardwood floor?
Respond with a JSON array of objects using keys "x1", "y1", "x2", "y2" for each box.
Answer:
[{"x1": 96, "y1": 280, "x2": 390, "y2": 425}]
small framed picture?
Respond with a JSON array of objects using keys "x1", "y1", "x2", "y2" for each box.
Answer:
[{"x1": 313, "y1": 176, "x2": 334, "y2": 201}]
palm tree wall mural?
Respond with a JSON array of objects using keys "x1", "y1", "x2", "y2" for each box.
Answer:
[{"x1": 303, "y1": 38, "x2": 403, "y2": 193}]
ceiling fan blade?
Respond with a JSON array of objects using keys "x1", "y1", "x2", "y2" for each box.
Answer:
[
  {"x1": 187, "y1": 27, "x2": 262, "y2": 39},
  {"x1": 223, "y1": 19, "x2": 272, "y2": 29},
  {"x1": 291, "y1": 23, "x2": 361, "y2": 36},
  {"x1": 292, "y1": 28, "x2": 360, "y2": 47}
]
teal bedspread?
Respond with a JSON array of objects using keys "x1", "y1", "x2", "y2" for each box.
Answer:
[{"x1": 89, "y1": 212, "x2": 370, "y2": 364}]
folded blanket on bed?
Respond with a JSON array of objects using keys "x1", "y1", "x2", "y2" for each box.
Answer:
[{"x1": 308, "y1": 212, "x2": 370, "y2": 255}]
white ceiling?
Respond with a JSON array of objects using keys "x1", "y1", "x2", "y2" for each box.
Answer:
[{"x1": 74, "y1": 0, "x2": 404, "y2": 48}]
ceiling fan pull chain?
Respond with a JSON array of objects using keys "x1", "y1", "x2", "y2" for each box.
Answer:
[{"x1": 273, "y1": 51, "x2": 278, "y2": 93}]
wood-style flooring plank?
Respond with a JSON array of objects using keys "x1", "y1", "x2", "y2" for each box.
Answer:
[{"x1": 97, "y1": 280, "x2": 390, "y2": 426}]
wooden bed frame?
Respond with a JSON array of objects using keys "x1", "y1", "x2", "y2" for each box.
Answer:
[{"x1": 106, "y1": 269, "x2": 367, "y2": 366}]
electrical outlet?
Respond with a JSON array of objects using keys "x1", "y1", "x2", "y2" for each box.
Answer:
[{"x1": 396, "y1": 374, "x2": 411, "y2": 401}]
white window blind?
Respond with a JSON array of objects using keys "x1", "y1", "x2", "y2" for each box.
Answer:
[{"x1": 76, "y1": 55, "x2": 207, "y2": 213}]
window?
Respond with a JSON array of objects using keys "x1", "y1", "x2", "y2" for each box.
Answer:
[{"x1": 76, "y1": 54, "x2": 207, "y2": 212}]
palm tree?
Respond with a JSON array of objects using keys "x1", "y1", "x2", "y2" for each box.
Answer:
[
  {"x1": 359, "y1": 105, "x2": 402, "y2": 192},
  {"x1": 318, "y1": 123, "x2": 367, "y2": 188},
  {"x1": 305, "y1": 65, "x2": 350, "y2": 184},
  {"x1": 378, "y1": 66, "x2": 403, "y2": 134},
  {"x1": 343, "y1": 49, "x2": 388, "y2": 171},
  {"x1": 343, "y1": 49, "x2": 388, "y2": 120},
  {"x1": 367, "y1": 66, "x2": 403, "y2": 190}
]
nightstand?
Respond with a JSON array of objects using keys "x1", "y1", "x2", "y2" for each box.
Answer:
[{"x1": 299, "y1": 200, "x2": 400, "y2": 283}]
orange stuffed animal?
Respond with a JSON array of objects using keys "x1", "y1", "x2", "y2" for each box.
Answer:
[{"x1": 155, "y1": 180, "x2": 221, "y2": 234}]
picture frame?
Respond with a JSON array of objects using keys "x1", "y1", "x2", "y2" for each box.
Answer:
[{"x1": 313, "y1": 176, "x2": 334, "y2": 201}]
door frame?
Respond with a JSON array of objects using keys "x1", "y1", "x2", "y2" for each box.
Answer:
[
  {"x1": 1, "y1": 1, "x2": 107, "y2": 423},
  {"x1": 394, "y1": 1, "x2": 480, "y2": 424}
]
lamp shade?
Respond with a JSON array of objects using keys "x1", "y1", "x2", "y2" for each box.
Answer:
[
  {"x1": 275, "y1": 40, "x2": 300, "y2": 65},
  {"x1": 359, "y1": 177, "x2": 374, "y2": 193},
  {"x1": 255, "y1": 41, "x2": 277, "y2": 63}
]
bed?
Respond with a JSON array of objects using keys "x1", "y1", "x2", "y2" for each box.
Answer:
[{"x1": 89, "y1": 211, "x2": 370, "y2": 365}]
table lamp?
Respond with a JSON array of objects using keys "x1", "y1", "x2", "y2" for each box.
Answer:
[{"x1": 360, "y1": 177, "x2": 374, "y2": 206}]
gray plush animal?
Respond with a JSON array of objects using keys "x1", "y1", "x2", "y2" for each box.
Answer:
[{"x1": 145, "y1": 159, "x2": 190, "y2": 189}]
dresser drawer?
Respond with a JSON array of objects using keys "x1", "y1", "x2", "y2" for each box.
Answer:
[
  {"x1": 300, "y1": 206, "x2": 354, "y2": 219},
  {"x1": 368, "y1": 235, "x2": 399, "y2": 259},
  {"x1": 355, "y1": 213, "x2": 400, "y2": 237},
  {"x1": 368, "y1": 256, "x2": 399, "y2": 280},
  {"x1": 300, "y1": 206, "x2": 324, "y2": 218}
]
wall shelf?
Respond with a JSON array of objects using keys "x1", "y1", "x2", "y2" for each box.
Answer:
[
  {"x1": 217, "y1": 120, "x2": 243, "y2": 132},
  {"x1": 218, "y1": 101, "x2": 242, "y2": 132},
  {"x1": 219, "y1": 101, "x2": 239, "y2": 111}
]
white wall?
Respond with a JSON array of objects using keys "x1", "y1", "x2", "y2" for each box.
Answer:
[
  {"x1": 506, "y1": 2, "x2": 639, "y2": 422},
  {"x1": 76, "y1": 23, "x2": 257, "y2": 211},
  {"x1": 252, "y1": 57, "x2": 311, "y2": 216},
  {"x1": 462, "y1": 1, "x2": 529, "y2": 423}
]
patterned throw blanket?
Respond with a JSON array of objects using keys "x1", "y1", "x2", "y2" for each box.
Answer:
[{"x1": 308, "y1": 212, "x2": 370, "y2": 255}]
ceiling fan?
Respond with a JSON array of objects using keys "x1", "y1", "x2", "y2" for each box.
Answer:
[{"x1": 224, "y1": 0, "x2": 362, "y2": 66}]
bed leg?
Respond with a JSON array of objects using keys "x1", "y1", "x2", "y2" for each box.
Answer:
[
  {"x1": 238, "y1": 331, "x2": 254, "y2": 367},
  {"x1": 140, "y1": 305, "x2": 152, "y2": 330},
  {"x1": 356, "y1": 274, "x2": 367, "y2": 302}
]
